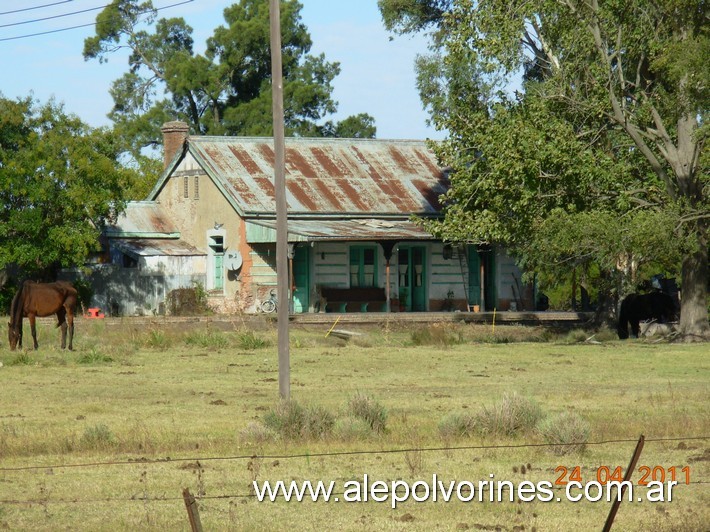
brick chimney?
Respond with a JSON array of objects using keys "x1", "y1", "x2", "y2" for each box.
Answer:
[{"x1": 161, "y1": 121, "x2": 189, "y2": 169}]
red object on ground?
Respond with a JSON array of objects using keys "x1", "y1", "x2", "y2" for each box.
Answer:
[{"x1": 85, "y1": 308, "x2": 105, "y2": 319}]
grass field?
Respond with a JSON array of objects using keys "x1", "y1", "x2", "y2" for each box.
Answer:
[{"x1": 0, "y1": 317, "x2": 708, "y2": 531}]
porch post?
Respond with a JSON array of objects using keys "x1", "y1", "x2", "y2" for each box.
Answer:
[
  {"x1": 380, "y1": 242, "x2": 396, "y2": 312},
  {"x1": 288, "y1": 243, "x2": 295, "y2": 313},
  {"x1": 480, "y1": 261, "x2": 486, "y2": 312}
]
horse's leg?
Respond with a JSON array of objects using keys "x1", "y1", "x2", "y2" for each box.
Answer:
[
  {"x1": 57, "y1": 307, "x2": 67, "y2": 349},
  {"x1": 630, "y1": 319, "x2": 640, "y2": 338},
  {"x1": 65, "y1": 305, "x2": 74, "y2": 351},
  {"x1": 29, "y1": 314, "x2": 38, "y2": 349}
]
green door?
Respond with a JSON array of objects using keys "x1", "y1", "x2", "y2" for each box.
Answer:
[
  {"x1": 467, "y1": 247, "x2": 481, "y2": 308},
  {"x1": 214, "y1": 253, "x2": 224, "y2": 291},
  {"x1": 483, "y1": 248, "x2": 496, "y2": 310},
  {"x1": 398, "y1": 246, "x2": 427, "y2": 311},
  {"x1": 292, "y1": 246, "x2": 310, "y2": 313}
]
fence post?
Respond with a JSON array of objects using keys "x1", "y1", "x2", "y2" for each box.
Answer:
[
  {"x1": 602, "y1": 434, "x2": 645, "y2": 531},
  {"x1": 182, "y1": 488, "x2": 204, "y2": 532}
]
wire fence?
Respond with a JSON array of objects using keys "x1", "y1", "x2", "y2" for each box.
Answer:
[{"x1": 0, "y1": 435, "x2": 707, "y2": 506}]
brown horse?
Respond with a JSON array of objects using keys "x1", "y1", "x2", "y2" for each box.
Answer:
[{"x1": 8, "y1": 281, "x2": 78, "y2": 350}]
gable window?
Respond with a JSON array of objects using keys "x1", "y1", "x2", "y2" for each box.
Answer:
[
  {"x1": 183, "y1": 176, "x2": 189, "y2": 198},
  {"x1": 194, "y1": 175, "x2": 200, "y2": 200},
  {"x1": 350, "y1": 246, "x2": 377, "y2": 287},
  {"x1": 122, "y1": 253, "x2": 138, "y2": 268}
]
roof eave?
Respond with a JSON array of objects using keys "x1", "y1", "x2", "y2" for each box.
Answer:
[{"x1": 106, "y1": 231, "x2": 181, "y2": 239}]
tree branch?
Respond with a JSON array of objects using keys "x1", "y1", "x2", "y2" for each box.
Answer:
[{"x1": 584, "y1": 0, "x2": 677, "y2": 200}]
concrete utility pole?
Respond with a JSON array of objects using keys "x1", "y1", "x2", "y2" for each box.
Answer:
[{"x1": 269, "y1": 0, "x2": 290, "y2": 400}]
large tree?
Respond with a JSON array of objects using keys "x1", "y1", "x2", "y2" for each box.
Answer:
[
  {"x1": 84, "y1": 0, "x2": 376, "y2": 165},
  {"x1": 380, "y1": 0, "x2": 708, "y2": 338},
  {"x1": 0, "y1": 96, "x2": 138, "y2": 278}
]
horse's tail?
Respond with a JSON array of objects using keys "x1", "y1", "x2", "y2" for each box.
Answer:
[{"x1": 617, "y1": 296, "x2": 631, "y2": 339}]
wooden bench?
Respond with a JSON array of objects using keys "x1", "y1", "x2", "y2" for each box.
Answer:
[{"x1": 320, "y1": 287, "x2": 387, "y2": 312}]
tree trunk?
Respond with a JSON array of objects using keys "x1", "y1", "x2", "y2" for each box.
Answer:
[{"x1": 679, "y1": 225, "x2": 709, "y2": 340}]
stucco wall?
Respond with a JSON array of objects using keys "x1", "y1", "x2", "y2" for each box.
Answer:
[{"x1": 155, "y1": 152, "x2": 247, "y2": 308}]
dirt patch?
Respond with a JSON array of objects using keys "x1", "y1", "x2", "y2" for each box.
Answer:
[
  {"x1": 395, "y1": 513, "x2": 415, "y2": 522},
  {"x1": 688, "y1": 448, "x2": 710, "y2": 462},
  {"x1": 179, "y1": 461, "x2": 204, "y2": 470}
]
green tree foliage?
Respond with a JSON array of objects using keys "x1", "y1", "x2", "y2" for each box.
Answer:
[
  {"x1": 380, "y1": 0, "x2": 708, "y2": 336},
  {"x1": 84, "y1": 0, "x2": 376, "y2": 166},
  {"x1": 0, "y1": 96, "x2": 137, "y2": 277}
]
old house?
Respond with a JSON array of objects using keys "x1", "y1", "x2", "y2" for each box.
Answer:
[{"x1": 88, "y1": 121, "x2": 527, "y2": 315}]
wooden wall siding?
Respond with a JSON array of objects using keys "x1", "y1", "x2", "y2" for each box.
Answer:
[
  {"x1": 428, "y1": 245, "x2": 468, "y2": 300},
  {"x1": 248, "y1": 246, "x2": 277, "y2": 287},
  {"x1": 314, "y1": 243, "x2": 349, "y2": 287},
  {"x1": 495, "y1": 249, "x2": 520, "y2": 302}
]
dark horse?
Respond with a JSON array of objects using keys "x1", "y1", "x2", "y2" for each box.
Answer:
[
  {"x1": 617, "y1": 292, "x2": 678, "y2": 339},
  {"x1": 8, "y1": 281, "x2": 78, "y2": 350}
]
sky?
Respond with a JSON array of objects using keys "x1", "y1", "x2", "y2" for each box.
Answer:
[{"x1": 0, "y1": 0, "x2": 445, "y2": 140}]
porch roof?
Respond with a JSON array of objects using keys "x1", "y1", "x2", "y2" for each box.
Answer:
[
  {"x1": 245, "y1": 218, "x2": 434, "y2": 243},
  {"x1": 112, "y1": 238, "x2": 206, "y2": 257},
  {"x1": 105, "y1": 202, "x2": 180, "y2": 238}
]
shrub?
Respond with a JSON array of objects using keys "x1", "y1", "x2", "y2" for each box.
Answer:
[
  {"x1": 77, "y1": 348, "x2": 113, "y2": 364},
  {"x1": 537, "y1": 411, "x2": 591, "y2": 455},
  {"x1": 166, "y1": 282, "x2": 210, "y2": 316},
  {"x1": 71, "y1": 277, "x2": 94, "y2": 314},
  {"x1": 9, "y1": 353, "x2": 34, "y2": 366},
  {"x1": 80, "y1": 423, "x2": 116, "y2": 450},
  {"x1": 438, "y1": 412, "x2": 477, "y2": 440},
  {"x1": 475, "y1": 392, "x2": 544, "y2": 437},
  {"x1": 332, "y1": 417, "x2": 373, "y2": 442},
  {"x1": 410, "y1": 324, "x2": 464, "y2": 347},
  {"x1": 563, "y1": 330, "x2": 591, "y2": 344},
  {"x1": 185, "y1": 331, "x2": 229, "y2": 349},
  {"x1": 347, "y1": 392, "x2": 387, "y2": 434},
  {"x1": 237, "y1": 330, "x2": 270, "y2": 350},
  {"x1": 239, "y1": 421, "x2": 277, "y2": 445},
  {"x1": 263, "y1": 400, "x2": 334, "y2": 440},
  {"x1": 143, "y1": 329, "x2": 172, "y2": 349}
]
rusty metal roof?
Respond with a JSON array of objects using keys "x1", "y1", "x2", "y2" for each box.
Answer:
[
  {"x1": 113, "y1": 238, "x2": 205, "y2": 257},
  {"x1": 105, "y1": 202, "x2": 180, "y2": 238},
  {"x1": 246, "y1": 218, "x2": 434, "y2": 243},
  {"x1": 180, "y1": 137, "x2": 448, "y2": 217}
]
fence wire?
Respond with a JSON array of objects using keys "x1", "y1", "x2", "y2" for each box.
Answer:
[
  {"x1": 0, "y1": 435, "x2": 706, "y2": 507},
  {"x1": 1, "y1": 435, "x2": 707, "y2": 472}
]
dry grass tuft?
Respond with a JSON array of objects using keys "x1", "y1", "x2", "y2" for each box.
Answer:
[{"x1": 537, "y1": 411, "x2": 591, "y2": 455}]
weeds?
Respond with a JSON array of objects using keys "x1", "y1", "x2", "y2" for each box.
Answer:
[
  {"x1": 537, "y1": 411, "x2": 591, "y2": 455},
  {"x1": 475, "y1": 392, "x2": 544, "y2": 437},
  {"x1": 77, "y1": 348, "x2": 113, "y2": 364},
  {"x1": 237, "y1": 330, "x2": 270, "y2": 350},
  {"x1": 404, "y1": 428, "x2": 424, "y2": 476},
  {"x1": 262, "y1": 400, "x2": 334, "y2": 440},
  {"x1": 79, "y1": 423, "x2": 116, "y2": 451},
  {"x1": 410, "y1": 324, "x2": 464, "y2": 347},
  {"x1": 347, "y1": 392, "x2": 387, "y2": 434},
  {"x1": 143, "y1": 329, "x2": 172, "y2": 349},
  {"x1": 185, "y1": 331, "x2": 229, "y2": 349},
  {"x1": 9, "y1": 353, "x2": 34, "y2": 366},
  {"x1": 240, "y1": 421, "x2": 276, "y2": 445},
  {"x1": 438, "y1": 412, "x2": 477, "y2": 440},
  {"x1": 247, "y1": 455, "x2": 262, "y2": 495},
  {"x1": 332, "y1": 417, "x2": 372, "y2": 442}
]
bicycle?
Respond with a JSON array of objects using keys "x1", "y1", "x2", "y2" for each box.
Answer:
[{"x1": 259, "y1": 289, "x2": 278, "y2": 313}]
